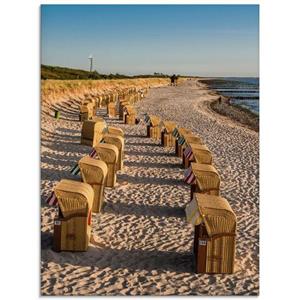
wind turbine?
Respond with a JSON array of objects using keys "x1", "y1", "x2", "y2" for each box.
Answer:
[{"x1": 88, "y1": 54, "x2": 93, "y2": 73}]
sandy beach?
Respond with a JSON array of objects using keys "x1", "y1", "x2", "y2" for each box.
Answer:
[{"x1": 41, "y1": 79, "x2": 259, "y2": 296}]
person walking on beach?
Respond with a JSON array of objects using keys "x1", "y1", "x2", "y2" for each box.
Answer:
[{"x1": 170, "y1": 74, "x2": 176, "y2": 86}]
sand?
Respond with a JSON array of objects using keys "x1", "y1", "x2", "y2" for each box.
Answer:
[{"x1": 41, "y1": 79, "x2": 259, "y2": 296}]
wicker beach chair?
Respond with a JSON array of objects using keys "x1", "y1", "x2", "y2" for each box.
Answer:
[
  {"x1": 107, "y1": 102, "x2": 117, "y2": 118},
  {"x1": 79, "y1": 156, "x2": 108, "y2": 213},
  {"x1": 147, "y1": 115, "x2": 162, "y2": 140},
  {"x1": 185, "y1": 193, "x2": 236, "y2": 274},
  {"x1": 161, "y1": 121, "x2": 177, "y2": 147},
  {"x1": 53, "y1": 179, "x2": 94, "y2": 252},
  {"x1": 119, "y1": 100, "x2": 130, "y2": 120},
  {"x1": 190, "y1": 143, "x2": 213, "y2": 165},
  {"x1": 79, "y1": 105, "x2": 91, "y2": 121},
  {"x1": 183, "y1": 141, "x2": 212, "y2": 168},
  {"x1": 184, "y1": 134, "x2": 204, "y2": 146},
  {"x1": 94, "y1": 143, "x2": 119, "y2": 188},
  {"x1": 102, "y1": 133, "x2": 124, "y2": 170},
  {"x1": 124, "y1": 105, "x2": 137, "y2": 125},
  {"x1": 80, "y1": 120, "x2": 106, "y2": 147},
  {"x1": 190, "y1": 163, "x2": 220, "y2": 199},
  {"x1": 175, "y1": 127, "x2": 193, "y2": 157}
]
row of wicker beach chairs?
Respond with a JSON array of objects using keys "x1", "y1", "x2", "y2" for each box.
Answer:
[
  {"x1": 79, "y1": 87, "x2": 145, "y2": 123},
  {"x1": 45, "y1": 89, "x2": 236, "y2": 274},
  {"x1": 46, "y1": 89, "x2": 145, "y2": 253},
  {"x1": 145, "y1": 115, "x2": 237, "y2": 274}
]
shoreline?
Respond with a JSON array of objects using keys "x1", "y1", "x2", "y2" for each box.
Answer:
[{"x1": 198, "y1": 80, "x2": 259, "y2": 132}]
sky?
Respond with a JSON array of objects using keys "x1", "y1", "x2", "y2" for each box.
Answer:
[{"x1": 41, "y1": 5, "x2": 259, "y2": 77}]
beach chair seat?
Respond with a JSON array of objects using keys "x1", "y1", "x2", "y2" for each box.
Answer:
[
  {"x1": 160, "y1": 121, "x2": 177, "y2": 147},
  {"x1": 102, "y1": 133, "x2": 124, "y2": 170},
  {"x1": 107, "y1": 102, "x2": 117, "y2": 118},
  {"x1": 185, "y1": 194, "x2": 236, "y2": 274},
  {"x1": 189, "y1": 163, "x2": 220, "y2": 198},
  {"x1": 79, "y1": 156, "x2": 108, "y2": 213},
  {"x1": 80, "y1": 120, "x2": 106, "y2": 147},
  {"x1": 53, "y1": 179, "x2": 94, "y2": 252},
  {"x1": 175, "y1": 127, "x2": 193, "y2": 157},
  {"x1": 94, "y1": 143, "x2": 119, "y2": 188}
]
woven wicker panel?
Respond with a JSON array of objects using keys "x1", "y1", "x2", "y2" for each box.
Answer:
[
  {"x1": 178, "y1": 127, "x2": 192, "y2": 136},
  {"x1": 150, "y1": 126, "x2": 161, "y2": 140},
  {"x1": 102, "y1": 134, "x2": 124, "y2": 170},
  {"x1": 162, "y1": 121, "x2": 177, "y2": 134},
  {"x1": 125, "y1": 114, "x2": 136, "y2": 125},
  {"x1": 54, "y1": 179, "x2": 94, "y2": 219},
  {"x1": 107, "y1": 126, "x2": 124, "y2": 137},
  {"x1": 191, "y1": 163, "x2": 220, "y2": 194},
  {"x1": 185, "y1": 134, "x2": 204, "y2": 145},
  {"x1": 124, "y1": 105, "x2": 137, "y2": 115},
  {"x1": 81, "y1": 120, "x2": 104, "y2": 140},
  {"x1": 149, "y1": 115, "x2": 161, "y2": 127},
  {"x1": 80, "y1": 105, "x2": 89, "y2": 113},
  {"x1": 162, "y1": 133, "x2": 176, "y2": 147},
  {"x1": 189, "y1": 143, "x2": 212, "y2": 164},
  {"x1": 79, "y1": 156, "x2": 108, "y2": 211},
  {"x1": 195, "y1": 194, "x2": 236, "y2": 236},
  {"x1": 94, "y1": 144, "x2": 118, "y2": 187},
  {"x1": 91, "y1": 116, "x2": 105, "y2": 123}
]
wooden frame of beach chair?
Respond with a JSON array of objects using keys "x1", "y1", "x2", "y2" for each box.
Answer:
[
  {"x1": 160, "y1": 121, "x2": 177, "y2": 147},
  {"x1": 185, "y1": 193, "x2": 236, "y2": 274},
  {"x1": 94, "y1": 143, "x2": 119, "y2": 188},
  {"x1": 102, "y1": 134, "x2": 124, "y2": 170},
  {"x1": 107, "y1": 102, "x2": 117, "y2": 118},
  {"x1": 175, "y1": 128, "x2": 193, "y2": 157},
  {"x1": 79, "y1": 156, "x2": 108, "y2": 213},
  {"x1": 147, "y1": 115, "x2": 161, "y2": 140},
  {"x1": 80, "y1": 120, "x2": 106, "y2": 147},
  {"x1": 53, "y1": 179, "x2": 94, "y2": 252},
  {"x1": 124, "y1": 105, "x2": 137, "y2": 125},
  {"x1": 190, "y1": 163, "x2": 220, "y2": 200}
]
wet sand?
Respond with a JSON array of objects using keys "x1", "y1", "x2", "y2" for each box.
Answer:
[{"x1": 41, "y1": 79, "x2": 259, "y2": 295}]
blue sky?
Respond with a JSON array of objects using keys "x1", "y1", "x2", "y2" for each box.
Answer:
[{"x1": 41, "y1": 5, "x2": 259, "y2": 77}]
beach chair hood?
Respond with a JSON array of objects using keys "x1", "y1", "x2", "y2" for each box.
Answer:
[
  {"x1": 79, "y1": 156, "x2": 108, "y2": 184},
  {"x1": 149, "y1": 115, "x2": 161, "y2": 127},
  {"x1": 162, "y1": 121, "x2": 177, "y2": 134},
  {"x1": 185, "y1": 193, "x2": 236, "y2": 237},
  {"x1": 54, "y1": 179, "x2": 94, "y2": 219},
  {"x1": 94, "y1": 143, "x2": 119, "y2": 163}
]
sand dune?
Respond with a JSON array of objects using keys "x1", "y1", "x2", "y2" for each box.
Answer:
[{"x1": 41, "y1": 79, "x2": 259, "y2": 295}]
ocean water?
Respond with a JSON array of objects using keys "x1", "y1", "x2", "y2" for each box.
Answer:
[{"x1": 202, "y1": 77, "x2": 259, "y2": 114}]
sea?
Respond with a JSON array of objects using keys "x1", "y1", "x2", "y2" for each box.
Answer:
[{"x1": 202, "y1": 77, "x2": 259, "y2": 115}]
